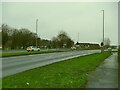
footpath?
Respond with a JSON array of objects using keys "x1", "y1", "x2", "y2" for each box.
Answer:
[{"x1": 86, "y1": 53, "x2": 118, "y2": 88}]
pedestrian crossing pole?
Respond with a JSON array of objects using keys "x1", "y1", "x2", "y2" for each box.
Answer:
[{"x1": 101, "y1": 10, "x2": 104, "y2": 52}]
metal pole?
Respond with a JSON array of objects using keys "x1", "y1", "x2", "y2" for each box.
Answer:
[
  {"x1": 101, "y1": 10, "x2": 104, "y2": 51},
  {"x1": 78, "y1": 32, "x2": 79, "y2": 43},
  {"x1": 36, "y1": 19, "x2": 38, "y2": 47},
  {"x1": 102, "y1": 10, "x2": 104, "y2": 45}
]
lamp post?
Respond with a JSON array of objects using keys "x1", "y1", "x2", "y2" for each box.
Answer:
[
  {"x1": 36, "y1": 19, "x2": 38, "y2": 47},
  {"x1": 101, "y1": 10, "x2": 105, "y2": 52}
]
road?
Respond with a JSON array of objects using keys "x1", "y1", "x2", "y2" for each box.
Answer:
[{"x1": 1, "y1": 50, "x2": 100, "y2": 77}]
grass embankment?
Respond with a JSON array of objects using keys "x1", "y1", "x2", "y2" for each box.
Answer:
[
  {"x1": 0, "y1": 78, "x2": 1, "y2": 88},
  {"x1": 3, "y1": 52, "x2": 111, "y2": 88},
  {"x1": 118, "y1": 48, "x2": 120, "y2": 81},
  {"x1": 118, "y1": 48, "x2": 120, "y2": 89},
  {"x1": 1, "y1": 50, "x2": 67, "y2": 57}
]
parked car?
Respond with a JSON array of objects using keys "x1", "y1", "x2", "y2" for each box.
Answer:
[
  {"x1": 26, "y1": 46, "x2": 40, "y2": 52},
  {"x1": 71, "y1": 46, "x2": 76, "y2": 50}
]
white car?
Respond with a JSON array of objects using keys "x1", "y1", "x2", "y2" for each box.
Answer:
[
  {"x1": 26, "y1": 46, "x2": 40, "y2": 52},
  {"x1": 71, "y1": 46, "x2": 76, "y2": 50}
]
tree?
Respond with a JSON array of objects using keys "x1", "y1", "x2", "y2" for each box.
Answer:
[
  {"x1": 11, "y1": 29, "x2": 20, "y2": 49},
  {"x1": 40, "y1": 39, "x2": 51, "y2": 48},
  {"x1": 51, "y1": 37, "x2": 58, "y2": 48},
  {"x1": 2, "y1": 24, "x2": 10, "y2": 49},
  {"x1": 2, "y1": 24, "x2": 40, "y2": 49},
  {"x1": 52, "y1": 31, "x2": 74, "y2": 48},
  {"x1": 12, "y1": 28, "x2": 37, "y2": 49},
  {"x1": 1, "y1": 24, "x2": 74, "y2": 50}
]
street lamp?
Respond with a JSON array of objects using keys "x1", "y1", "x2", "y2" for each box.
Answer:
[
  {"x1": 101, "y1": 10, "x2": 105, "y2": 52},
  {"x1": 36, "y1": 19, "x2": 38, "y2": 47}
]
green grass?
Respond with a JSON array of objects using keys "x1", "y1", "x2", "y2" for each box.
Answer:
[
  {"x1": 1, "y1": 50, "x2": 67, "y2": 57},
  {"x1": 118, "y1": 48, "x2": 120, "y2": 89},
  {"x1": 0, "y1": 78, "x2": 1, "y2": 89},
  {"x1": 2, "y1": 52, "x2": 111, "y2": 88}
]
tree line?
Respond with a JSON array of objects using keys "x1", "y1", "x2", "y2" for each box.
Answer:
[{"x1": 2, "y1": 24, "x2": 74, "y2": 50}]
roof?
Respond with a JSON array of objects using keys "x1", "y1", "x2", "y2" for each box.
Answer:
[{"x1": 75, "y1": 42, "x2": 99, "y2": 45}]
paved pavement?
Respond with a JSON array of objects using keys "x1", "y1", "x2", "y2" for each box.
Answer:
[
  {"x1": 86, "y1": 53, "x2": 118, "y2": 88},
  {"x1": 1, "y1": 50, "x2": 100, "y2": 77}
]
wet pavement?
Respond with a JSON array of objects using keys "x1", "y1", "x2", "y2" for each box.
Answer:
[{"x1": 86, "y1": 53, "x2": 118, "y2": 88}]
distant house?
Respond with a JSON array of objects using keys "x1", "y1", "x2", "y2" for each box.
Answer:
[{"x1": 75, "y1": 42, "x2": 100, "y2": 49}]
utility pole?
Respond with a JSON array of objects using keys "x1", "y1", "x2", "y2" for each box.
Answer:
[
  {"x1": 101, "y1": 10, "x2": 104, "y2": 52},
  {"x1": 36, "y1": 19, "x2": 38, "y2": 47}
]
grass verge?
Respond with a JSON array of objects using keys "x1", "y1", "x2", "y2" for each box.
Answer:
[
  {"x1": 1, "y1": 50, "x2": 67, "y2": 57},
  {"x1": 118, "y1": 48, "x2": 120, "y2": 89},
  {"x1": 0, "y1": 78, "x2": 1, "y2": 89},
  {"x1": 2, "y1": 52, "x2": 111, "y2": 88}
]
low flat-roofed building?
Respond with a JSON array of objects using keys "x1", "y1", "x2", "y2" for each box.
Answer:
[{"x1": 75, "y1": 42, "x2": 100, "y2": 49}]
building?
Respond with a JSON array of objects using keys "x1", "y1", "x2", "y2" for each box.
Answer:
[{"x1": 75, "y1": 42, "x2": 100, "y2": 49}]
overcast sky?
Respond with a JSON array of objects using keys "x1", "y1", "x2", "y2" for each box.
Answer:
[{"x1": 2, "y1": 2, "x2": 118, "y2": 45}]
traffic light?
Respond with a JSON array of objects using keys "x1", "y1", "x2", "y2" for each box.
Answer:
[{"x1": 101, "y1": 42, "x2": 104, "y2": 47}]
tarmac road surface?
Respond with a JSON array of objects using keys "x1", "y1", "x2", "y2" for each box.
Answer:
[{"x1": 1, "y1": 50, "x2": 100, "y2": 77}]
